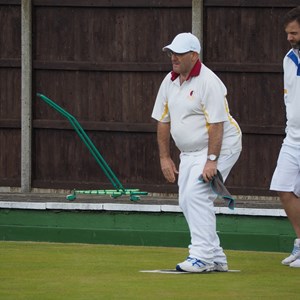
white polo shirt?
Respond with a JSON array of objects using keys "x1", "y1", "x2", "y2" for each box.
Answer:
[
  {"x1": 152, "y1": 60, "x2": 242, "y2": 154},
  {"x1": 283, "y1": 49, "x2": 300, "y2": 146}
]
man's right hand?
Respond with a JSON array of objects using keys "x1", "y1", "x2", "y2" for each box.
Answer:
[{"x1": 160, "y1": 157, "x2": 179, "y2": 183}]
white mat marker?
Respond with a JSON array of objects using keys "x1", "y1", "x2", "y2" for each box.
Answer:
[{"x1": 140, "y1": 269, "x2": 241, "y2": 274}]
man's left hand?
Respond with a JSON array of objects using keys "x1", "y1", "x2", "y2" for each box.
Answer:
[{"x1": 201, "y1": 160, "x2": 217, "y2": 182}]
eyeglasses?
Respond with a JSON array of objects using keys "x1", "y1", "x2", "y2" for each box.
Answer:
[{"x1": 166, "y1": 51, "x2": 192, "y2": 58}]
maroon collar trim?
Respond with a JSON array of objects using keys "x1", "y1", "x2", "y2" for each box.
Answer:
[{"x1": 170, "y1": 59, "x2": 202, "y2": 81}]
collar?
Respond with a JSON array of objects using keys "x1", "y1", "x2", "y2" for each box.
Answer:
[
  {"x1": 287, "y1": 49, "x2": 300, "y2": 76},
  {"x1": 292, "y1": 48, "x2": 300, "y2": 59},
  {"x1": 170, "y1": 59, "x2": 202, "y2": 81}
]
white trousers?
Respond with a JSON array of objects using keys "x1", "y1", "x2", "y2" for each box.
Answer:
[
  {"x1": 270, "y1": 143, "x2": 300, "y2": 197},
  {"x1": 178, "y1": 149, "x2": 240, "y2": 264}
]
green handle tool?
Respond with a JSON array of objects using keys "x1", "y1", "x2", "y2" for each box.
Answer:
[{"x1": 37, "y1": 93, "x2": 148, "y2": 201}]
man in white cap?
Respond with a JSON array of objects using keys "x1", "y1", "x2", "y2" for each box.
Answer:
[{"x1": 152, "y1": 32, "x2": 242, "y2": 272}]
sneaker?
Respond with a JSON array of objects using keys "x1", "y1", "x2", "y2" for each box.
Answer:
[
  {"x1": 289, "y1": 258, "x2": 300, "y2": 268},
  {"x1": 214, "y1": 262, "x2": 228, "y2": 272},
  {"x1": 176, "y1": 257, "x2": 214, "y2": 273},
  {"x1": 282, "y1": 239, "x2": 300, "y2": 266}
]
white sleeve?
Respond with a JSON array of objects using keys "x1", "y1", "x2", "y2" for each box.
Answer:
[
  {"x1": 283, "y1": 56, "x2": 288, "y2": 106},
  {"x1": 151, "y1": 74, "x2": 171, "y2": 123},
  {"x1": 200, "y1": 73, "x2": 229, "y2": 124}
]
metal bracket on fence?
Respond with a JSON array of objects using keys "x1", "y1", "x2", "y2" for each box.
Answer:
[{"x1": 37, "y1": 93, "x2": 148, "y2": 201}]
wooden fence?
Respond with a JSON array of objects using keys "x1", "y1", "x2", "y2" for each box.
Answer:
[{"x1": 0, "y1": 0, "x2": 298, "y2": 196}]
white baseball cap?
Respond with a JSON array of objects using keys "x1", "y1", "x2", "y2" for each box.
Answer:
[{"x1": 162, "y1": 32, "x2": 201, "y2": 54}]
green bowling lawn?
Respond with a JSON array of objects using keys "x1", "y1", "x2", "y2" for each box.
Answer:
[{"x1": 0, "y1": 241, "x2": 298, "y2": 300}]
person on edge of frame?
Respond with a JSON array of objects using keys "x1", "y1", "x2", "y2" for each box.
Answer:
[
  {"x1": 270, "y1": 6, "x2": 300, "y2": 268},
  {"x1": 151, "y1": 32, "x2": 242, "y2": 273}
]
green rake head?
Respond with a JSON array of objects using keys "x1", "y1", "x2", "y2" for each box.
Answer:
[
  {"x1": 66, "y1": 189, "x2": 148, "y2": 202},
  {"x1": 66, "y1": 193, "x2": 77, "y2": 201}
]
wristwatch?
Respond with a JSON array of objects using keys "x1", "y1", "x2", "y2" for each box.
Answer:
[{"x1": 207, "y1": 154, "x2": 218, "y2": 161}]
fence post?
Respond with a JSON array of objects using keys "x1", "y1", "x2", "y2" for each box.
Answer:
[
  {"x1": 192, "y1": 0, "x2": 203, "y2": 61},
  {"x1": 21, "y1": 0, "x2": 32, "y2": 192}
]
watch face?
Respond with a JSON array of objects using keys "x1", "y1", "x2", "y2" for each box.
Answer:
[{"x1": 208, "y1": 154, "x2": 217, "y2": 161}]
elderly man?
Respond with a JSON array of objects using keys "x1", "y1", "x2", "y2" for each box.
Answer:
[{"x1": 152, "y1": 32, "x2": 242, "y2": 272}]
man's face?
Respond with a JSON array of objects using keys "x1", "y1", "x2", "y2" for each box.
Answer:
[
  {"x1": 285, "y1": 20, "x2": 300, "y2": 49},
  {"x1": 169, "y1": 52, "x2": 197, "y2": 75}
]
